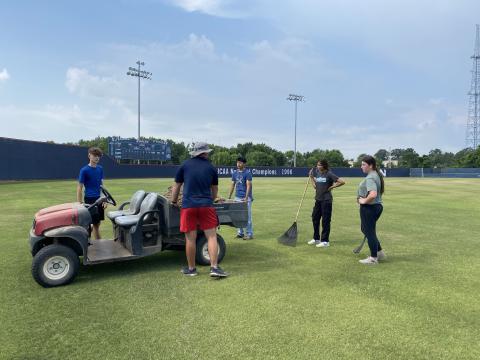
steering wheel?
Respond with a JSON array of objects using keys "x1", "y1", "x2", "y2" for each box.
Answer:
[{"x1": 101, "y1": 186, "x2": 117, "y2": 206}]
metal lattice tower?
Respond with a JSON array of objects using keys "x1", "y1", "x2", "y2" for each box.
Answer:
[{"x1": 466, "y1": 25, "x2": 480, "y2": 149}]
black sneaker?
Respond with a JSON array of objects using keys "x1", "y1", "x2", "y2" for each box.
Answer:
[
  {"x1": 210, "y1": 266, "x2": 228, "y2": 278},
  {"x1": 236, "y1": 234, "x2": 244, "y2": 239},
  {"x1": 180, "y1": 267, "x2": 198, "y2": 276}
]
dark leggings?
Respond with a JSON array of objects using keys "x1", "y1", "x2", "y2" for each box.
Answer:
[
  {"x1": 312, "y1": 200, "x2": 332, "y2": 242},
  {"x1": 360, "y1": 204, "x2": 383, "y2": 257}
]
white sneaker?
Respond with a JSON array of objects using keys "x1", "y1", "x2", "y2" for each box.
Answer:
[
  {"x1": 359, "y1": 256, "x2": 378, "y2": 265},
  {"x1": 307, "y1": 239, "x2": 318, "y2": 245},
  {"x1": 377, "y1": 250, "x2": 387, "y2": 261},
  {"x1": 316, "y1": 241, "x2": 330, "y2": 248}
]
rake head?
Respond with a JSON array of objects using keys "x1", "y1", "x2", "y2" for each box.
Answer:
[
  {"x1": 353, "y1": 236, "x2": 367, "y2": 254},
  {"x1": 277, "y1": 222, "x2": 298, "y2": 247}
]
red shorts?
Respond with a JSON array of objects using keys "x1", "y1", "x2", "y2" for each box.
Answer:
[{"x1": 180, "y1": 207, "x2": 219, "y2": 233}]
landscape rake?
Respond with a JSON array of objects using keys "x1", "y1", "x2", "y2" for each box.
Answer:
[{"x1": 277, "y1": 176, "x2": 310, "y2": 247}]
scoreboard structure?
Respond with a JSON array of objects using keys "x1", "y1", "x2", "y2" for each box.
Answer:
[{"x1": 108, "y1": 137, "x2": 171, "y2": 162}]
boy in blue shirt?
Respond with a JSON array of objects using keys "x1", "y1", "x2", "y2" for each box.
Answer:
[
  {"x1": 228, "y1": 156, "x2": 254, "y2": 240},
  {"x1": 76, "y1": 147, "x2": 106, "y2": 240}
]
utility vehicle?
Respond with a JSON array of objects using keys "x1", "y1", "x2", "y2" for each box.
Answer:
[{"x1": 28, "y1": 187, "x2": 247, "y2": 287}]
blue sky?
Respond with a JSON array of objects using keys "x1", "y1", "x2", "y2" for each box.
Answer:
[{"x1": 1, "y1": 0, "x2": 479, "y2": 158}]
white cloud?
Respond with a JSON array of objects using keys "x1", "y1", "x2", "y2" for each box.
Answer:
[
  {"x1": 65, "y1": 67, "x2": 124, "y2": 99},
  {"x1": 167, "y1": 0, "x2": 246, "y2": 18},
  {"x1": 304, "y1": 98, "x2": 467, "y2": 157},
  {"x1": 0, "y1": 102, "x2": 141, "y2": 143},
  {"x1": 428, "y1": 98, "x2": 444, "y2": 105},
  {"x1": 169, "y1": 0, "x2": 222, "y2": 13},
  {"x1": 174, "y1": 33, "x2": 218, "y2": 60},
  {"x1": 401, "y1": 108, "x2": 438, "y2": 130},
  {"x1": 0, "y1": 68, "x2": 9, "y2": 82},
  {"x1": 251, "y1": 38, "x2": 314, "y2": 65},
  {"x1": 109, "y1": 33, "x2": 227, "y2": 64},
  {"x1": 165, "y1": 0, "x2": 479, "y2": 74}
]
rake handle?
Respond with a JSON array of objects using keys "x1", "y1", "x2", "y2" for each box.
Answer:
[{"x1": 294, "y1": 176, "x2": 311, "y2": 222}]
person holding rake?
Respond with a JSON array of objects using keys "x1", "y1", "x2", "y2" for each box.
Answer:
[{"x1": 307, "y1": 159, "x2": 345, "y2": 248}]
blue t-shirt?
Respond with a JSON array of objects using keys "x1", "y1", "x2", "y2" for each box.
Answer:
[
  {"x1": 232, "y1": 169, "x2": 253, "y2": 200},
  {"x1": 175, "y1": 157, "x2": 219, "y2": 208},
  {"x1": 78, "y1": 165, "x2": 103, "y2": 198}
]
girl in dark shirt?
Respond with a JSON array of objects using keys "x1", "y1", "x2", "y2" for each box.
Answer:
[{"x1": 307, "y1": 160, "x2": 345, "y2": 247}]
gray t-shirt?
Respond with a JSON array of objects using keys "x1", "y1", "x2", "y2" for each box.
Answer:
[
  {"x1": 312, "y1": 169, "x2": 339, "y2": 202},
  {"x1": 357, "y1": 171, "x2": 383, "y2": 204}
]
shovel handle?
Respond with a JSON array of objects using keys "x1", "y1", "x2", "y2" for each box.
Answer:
[{"x1": 294, "y1": 176, "x2": 310, "y2": 222}]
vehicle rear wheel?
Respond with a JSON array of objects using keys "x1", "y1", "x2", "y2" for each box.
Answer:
[
  {"x1": 32, "y1": 244, "x2": 80, "y2": 288},
  {"x1": 195, "y1": 234, "x2": 226, "y2": 266}
]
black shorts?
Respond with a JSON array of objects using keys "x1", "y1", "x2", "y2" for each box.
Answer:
[{"x1": 84, "y1": 196, "x2": 105, "y2": 225}]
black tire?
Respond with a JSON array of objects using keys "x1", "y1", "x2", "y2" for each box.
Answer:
[
  {"x1": 32, "y1": 244, "x2": 80, "y2": 288},
  {"x1": 195, "y1": 234, "x2": 226, "y2": 266}
]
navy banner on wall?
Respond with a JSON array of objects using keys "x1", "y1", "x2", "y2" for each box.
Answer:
[
  {"x1": 216, "y1": 166, "x2": 409, "y2": 178},
  {"x1": 2, "y1": 137, "x2": 409, "y2": 181}
]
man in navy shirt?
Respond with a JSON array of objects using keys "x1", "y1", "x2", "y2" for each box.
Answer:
[
  {"x1": 77, "y1": 147, "x2": 106, "y2": 240},
  {"x1": 228, "y1": 156, "x2": 253, "y2": 239},
  {"x1": 171, "y1": 142, "x2": 228, "y2": 278}
]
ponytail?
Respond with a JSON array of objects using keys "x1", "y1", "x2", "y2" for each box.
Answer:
[{"x1": 375, "y1": 169, "x2": 385, "y2": 195}]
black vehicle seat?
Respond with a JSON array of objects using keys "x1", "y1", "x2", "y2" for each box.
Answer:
[
  {"x1": 107, "y1": 190, "x2": 146, "y2": 221},
  {"x1": 157, "y1": 195, "x2": 170, "y2": 230},
  {"x1": 115, "y1": 193, "x2": 158, "y2": 228}
]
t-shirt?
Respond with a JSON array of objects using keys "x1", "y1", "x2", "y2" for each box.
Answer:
[
  {"x1": 311, "y1": 169, "x2": 338, "y2": 202},
  {"x1": 357, "y1": 171, "x2": 383, "y2": 204},
  {"x1": 78, "y1": 165, "x2": 103, "y2": 198},
  {"x1": 232, "y1": 169, "x2": 253, "y2": 200},
  {"x1": 175, "y1": 157, "x2": 219, "y2": 208}
]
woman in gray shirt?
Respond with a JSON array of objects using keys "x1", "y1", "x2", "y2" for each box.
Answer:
[{"x1": 357, "y1": 155, "x2": 386, "y2": 265}]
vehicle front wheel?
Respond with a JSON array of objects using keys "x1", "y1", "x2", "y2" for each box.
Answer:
[
  {"x1": 32, "y1": 244, "x2": 80, "y2": 288},
  {"x1": 195, "y1": 234, "x2": 226, "y2": 266}
]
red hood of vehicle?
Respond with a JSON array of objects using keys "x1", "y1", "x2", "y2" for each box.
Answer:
[
  {"x1": 34, "y1": 203, "x2": 80, "y2": 236},
  {"x1": 36, "y1": 202, "x2": 80, "y2": 216}
]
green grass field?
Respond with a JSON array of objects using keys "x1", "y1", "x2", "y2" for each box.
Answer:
[{"x1": 1, "y1": 177, "x2": 479, "y2": 360}]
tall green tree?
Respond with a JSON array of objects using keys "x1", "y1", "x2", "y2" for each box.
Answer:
[
  {"x1": 247, "y1": 151, "x2": 274, "y2": 166},
  {"x1": 78, "y1": 136, "x2": 109, "y2": 154},
  {"x1": 324, "y1": 149, "x2": 349, "y2": 167},
  {"x1": 166, "y1": 139, "x2": 189, "y2": 164},
  {"x1": 456, "y1": 146, "x2": 480, "y2": 167},
  {"x1": 353, "y1": 153, "x2": 368, "y2": 167},
  {"x1": 427, "y1": 149, "x2": 455, "y2": 168},
  {"x1": 454, "y1": 148, "x2": 477, "y2": 167},
  {"x1": 271, "y1": 151, "x2": 287, "y2": 166},
  {"x1": 374, "y1": 149, "x2": 389, "y2": 166},
  {"x1": 211, "y1": 151, "x2": 236, "y2": 166},
  {"x1": 303, "y1": 149, "x2": 349, "y2": 167},
  {"x1": 399, "y1": 148, "x2": 420, "y2": 167},
  {"x1": 390, "y1": 148, "x2": 405, "y2": 160}
]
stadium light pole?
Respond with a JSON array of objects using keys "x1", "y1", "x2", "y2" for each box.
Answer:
[
  {"x1": 286, "y1": 94, "x2": 305, "y2": 167},
  {"x1": 127, "y1": 61, "x2": 152, "y2": 140}
]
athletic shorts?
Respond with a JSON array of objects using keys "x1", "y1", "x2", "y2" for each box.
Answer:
[
  {"x1": 84, "y1": 196, "x2": 105, "y2": 225},
  {"x1": 180, "y1": 207, "x2": 219, "y2": 233}
]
